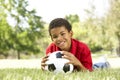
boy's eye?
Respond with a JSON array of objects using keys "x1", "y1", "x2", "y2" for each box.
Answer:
[
  {"x1": 52, "y1": 35, "x2": 57, "y2": 38},
  {"x1": 61, "y1": 33, "x2": 65, "y2": 36}
]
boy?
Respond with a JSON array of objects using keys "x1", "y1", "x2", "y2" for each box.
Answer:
[{"x1": 41, "y1": 18, "x2": 93, "y2": 71}]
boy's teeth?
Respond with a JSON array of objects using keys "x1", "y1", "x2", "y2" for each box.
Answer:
[{"x1": 59, "y1": 42, "x2": 64, "y2": 45}]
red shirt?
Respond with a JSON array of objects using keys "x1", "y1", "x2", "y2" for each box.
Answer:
[{"x1": 46, "y1": 38, "x2": 93, "y2": 71}]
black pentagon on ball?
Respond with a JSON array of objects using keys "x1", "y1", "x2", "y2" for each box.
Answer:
[
  {"x1": 48, "y1": 64, "x2": 56, "y2": 71},
  {"x1": 63, "y1": 64, "x2": 70, "y2": 73},
  {"x1": 56, "y1": 52, "x2": 63, "y2": 58}
]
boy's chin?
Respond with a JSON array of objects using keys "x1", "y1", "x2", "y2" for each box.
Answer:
[{"x1": 60, "y1": 47, "x2": 67, "y2": 51}]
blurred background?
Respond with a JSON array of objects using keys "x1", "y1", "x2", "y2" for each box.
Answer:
[{"x1": 0, "y1": 0, "x2": 120, "y2": 59}]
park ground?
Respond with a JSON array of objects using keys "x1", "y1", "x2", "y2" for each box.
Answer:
[{"x1": 0, "y1": 54, "x2": 120, "y2": 69}]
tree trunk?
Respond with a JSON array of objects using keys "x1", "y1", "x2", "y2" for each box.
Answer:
[
  {"x1": 18, "y1": 51, "x2": 20, "y2": 59},
  {"x1": 116, "y1": 38, "x2": 120, "y2": 57}
]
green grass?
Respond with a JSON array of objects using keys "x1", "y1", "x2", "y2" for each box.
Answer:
[{"x1": 0, "y1": 68, "x2": 120, "y2": 80}]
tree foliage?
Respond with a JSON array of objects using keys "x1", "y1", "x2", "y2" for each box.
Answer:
[
  {"x1": 0, "y1": 0, "x2": 45, "y2": 59},
  {"x1": 0, "y1": 6, "x2": 13, "y2": 57},
  {"x1": 65, "y1": 1, "x2": 120, "y2": 55},
  {"x1": 106, "y1": 0, "x2": 120, "y2": 56}
]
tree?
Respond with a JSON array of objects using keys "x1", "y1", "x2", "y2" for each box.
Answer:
[
  {"x1": 0, "y1": 6, "x2": 13, "y2": 58},
  {"x1": 106, "y1": 0, "x2": 120, "y2": 56},
  {"x1": 0, "y1": 0, "x2": 45, "y2": 59},
  {"x1": 65, "y1": 14, "x2": 80, "y2": 24}
]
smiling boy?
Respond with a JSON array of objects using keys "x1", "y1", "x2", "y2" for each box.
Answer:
[{"x1": 41, "y1": 18, "x2": 93, "y2": 71}]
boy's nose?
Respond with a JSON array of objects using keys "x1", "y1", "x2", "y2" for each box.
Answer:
[{"x1": 57, "y1": 35, "x2": 63, "y2": 40}]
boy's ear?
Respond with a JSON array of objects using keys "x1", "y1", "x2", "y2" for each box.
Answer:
[
  {"x1": 50, "y1": 36, "x2": 53, "y2": 41},
  {"x1": 70, "y1": 30, "x2": 73, "y2": 37},
  {"x1": 50, "y1": 34, "x2": 54, "y2": 41}
]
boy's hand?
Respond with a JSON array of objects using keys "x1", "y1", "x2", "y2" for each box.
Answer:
[
  {"x1": 62, "y1": 51, "x2": 87, "y2": 71},
  {"x1": 62, "y1": 51, "x2": 81, "y2": 66},
  {"x1": 41, "y1": 55, "x2": 49, "y2": 70}
]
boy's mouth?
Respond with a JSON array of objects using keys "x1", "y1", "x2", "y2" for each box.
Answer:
[{"x1": 57, "y1": 41, "x2": 65, "y2": 47}]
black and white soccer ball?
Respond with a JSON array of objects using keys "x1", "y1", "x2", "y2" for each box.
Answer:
[{"x1": 45, "y1": 51, "x2": 74, "y2": 73}]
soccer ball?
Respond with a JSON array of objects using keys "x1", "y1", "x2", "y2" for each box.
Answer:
[{"x1": 45, "y1": 51, "x2": 74, "y2": 73}]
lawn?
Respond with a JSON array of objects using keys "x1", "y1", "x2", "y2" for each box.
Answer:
[{"x1": 0, "y1": 68, "x2": 120, "y2": 80}]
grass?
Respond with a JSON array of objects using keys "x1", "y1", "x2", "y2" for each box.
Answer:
[{"x1": 0, "y1": 68, "x2": 120, "y2": 80}]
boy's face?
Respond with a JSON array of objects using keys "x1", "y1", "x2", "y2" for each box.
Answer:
[{"x1": 50, "y1": 26, "x2": 73, "y2": 51}]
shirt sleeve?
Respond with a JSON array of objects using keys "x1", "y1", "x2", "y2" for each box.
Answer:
[
  {"x1": 80, "y1": 45, "x2": 93, "y2": 71},
  {"x1": 45, "y1": 43, "x2": 59, "y2": 55}
]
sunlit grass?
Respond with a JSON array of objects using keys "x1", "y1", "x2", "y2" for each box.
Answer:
[{"x1": 0, "y1": 68, "x2": 120, "y2": 80}]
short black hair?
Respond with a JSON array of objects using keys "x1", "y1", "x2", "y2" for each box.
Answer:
[{"x1": 49, "y1": 18, "x2": 72, "y2": 35}]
